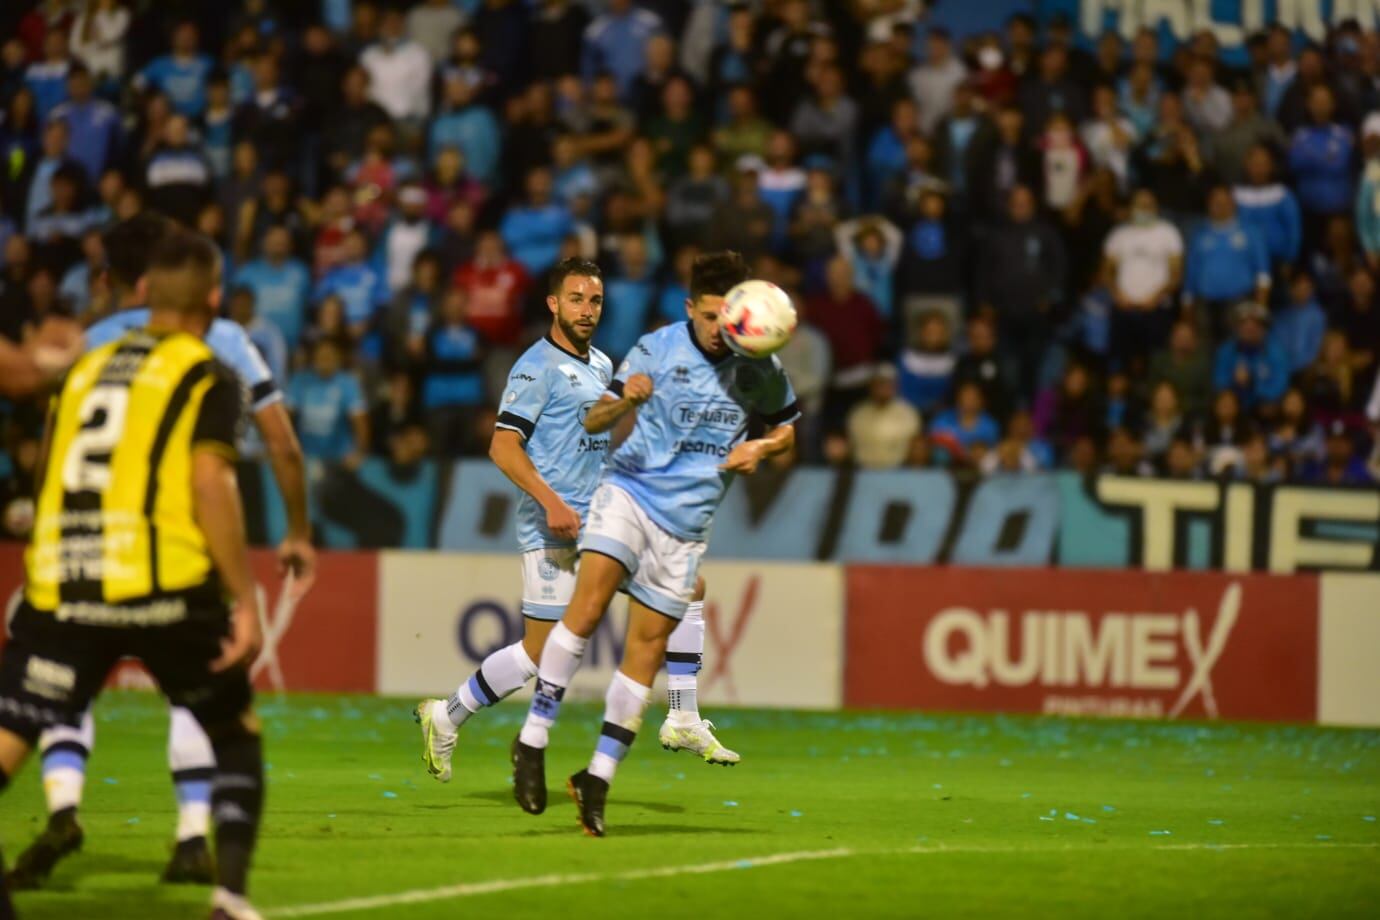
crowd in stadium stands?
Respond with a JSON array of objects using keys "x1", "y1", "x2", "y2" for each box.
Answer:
[{"x1": 2, "y1": 0, "x2": 1380, "y2": 538}]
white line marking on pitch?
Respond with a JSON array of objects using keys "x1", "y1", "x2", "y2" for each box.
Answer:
[{"x1": 266, "y1": 842, "x2": 1380, "y2": 917}]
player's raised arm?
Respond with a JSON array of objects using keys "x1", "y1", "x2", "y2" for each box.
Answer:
[
  {"x1": 721, "y1": 356, "x2": 801, "y2": 474},
  {"x1": 584, "y1": 373, "x2": 653, "y2": 434}
]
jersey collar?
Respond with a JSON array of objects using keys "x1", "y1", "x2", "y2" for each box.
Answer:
[
  {"x1": 544, "y1": 333, "x2": 590, "y2": 364},
  {"x1": 685, "y1": 320, "x2": 728, "y2": 365}
]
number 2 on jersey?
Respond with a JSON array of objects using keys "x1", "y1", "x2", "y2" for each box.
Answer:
[{"x1": 62, "y1": 386, "x2": 129, "y2": 492}]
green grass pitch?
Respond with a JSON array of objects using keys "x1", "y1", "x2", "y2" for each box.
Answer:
[{"x1": 4, "y1": 692, "x2": 1378, "y2": 919}]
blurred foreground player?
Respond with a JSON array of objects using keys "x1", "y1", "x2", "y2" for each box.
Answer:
[
  {"x1": 414, "y1": 260, "x2": 738, "y2": 786},
  {"x1": 9, "y1": 215, "x2": 313, "y2": 889},
  {"x1": 0, "y1": 232, "x2": 268, "y2": 920},
  {"x1": 512, "y1": 252, "x2": 799, "y2": 834}
]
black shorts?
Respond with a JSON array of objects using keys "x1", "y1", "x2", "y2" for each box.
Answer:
[{"x1": 0, "y1": 598, "x2": 253, "y2": 745}]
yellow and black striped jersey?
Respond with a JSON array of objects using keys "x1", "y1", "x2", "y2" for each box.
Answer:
[{"x1": 25, "y1": 329, "x2": 242, "y2": 615}]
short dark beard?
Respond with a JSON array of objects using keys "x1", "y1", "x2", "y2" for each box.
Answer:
[{"x1": 557, "y1": 315, "x2": 592, "y2": 354}]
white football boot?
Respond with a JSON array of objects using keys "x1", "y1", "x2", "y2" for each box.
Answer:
[
  {"x1": 658, "y1": 716, "x2": 741, "y2": 765},
  {"x1": 414, "y1": 699, "x2": 457, "y2": 782}
]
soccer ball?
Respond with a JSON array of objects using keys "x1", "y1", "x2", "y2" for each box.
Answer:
[{"x1": 719, "y1": 280, "x2": 798, "y2": 359}]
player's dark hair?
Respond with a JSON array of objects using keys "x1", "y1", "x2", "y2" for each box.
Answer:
[
  {"x1": 548, "y1": 257, "x2": 602, "y2": 296},
  {"x1": 102, "y1": 213, "x2": 174, "y2": 292},
  {"x1": 689, "y1": 251, "x2": 750, "y2": 301},
  {"x1": 148, "y1": 229, "x2": 221, "y2": 278}
]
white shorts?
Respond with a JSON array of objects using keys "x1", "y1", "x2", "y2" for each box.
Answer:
[
  {"x1": 520, "y1": 546, "x2": 579, "y2": 621},
  {"x1": 580, "y1": 483, "x2": 705, "y2": 620}
]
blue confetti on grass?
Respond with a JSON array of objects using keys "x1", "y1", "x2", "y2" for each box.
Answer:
[
  {"x1": 1021, "y1": 793, "x2": 1032, "y2": 799},
  {"x1": 1315, "y1": 834, "x2": 1332, "y2": 841},
  {"x1": 1363, "y1": 816, "x2": 1376, "y2": 822},
  {"x1": 790, "y1": 810, "x2": 803, "y2": 817},
  {"x1": 368, "y1": 773, "x2": 383, "y2": 781},
  {"x1": 932, "y1": 783, "x2": 943, "y2": 790},
  {"x1": 1208, "y1": 819, "x2": 1225, "y2": 826},
  {"x1": 675, "y1": 772, "x2": 685, "y2": 780},
  {"x1": 382, "y1": 791, "x2": 398, "y2": 799},
  {"x1": 126, "y1": 817, "x2": 140, "y2": 825},
  {"x1": 1064, "y1": 812, "x2": 1080, "y2": 821},
  {"x1": 103, "y1": 777, "x2": 119, "y2": 785},
  {"x1": 1149, "y1": 830, "x2": 1172, "y2": 836},
  {"x1": 1081, "y1": 818, "x2": 1097, "y2": 825},
  {"x1": 736, "y1": 860, "x2": 753, "y2": 869},
  {"x1": 723, "y1": 800, "x2": 738, "y2": 807},
  {"x1": 1048, "y1": 809, "x2": 1057, "y2": 816},
  {"x1": 1102, "y1": 805, "x2": 1116, "y2": 813}
]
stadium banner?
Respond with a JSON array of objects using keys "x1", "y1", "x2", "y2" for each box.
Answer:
[
  {"x1": 962, "y1": 2, "x2": 1371, "y2": 64},
  {"x1": 1317, "y1": 572, "x2": 1380, "y2": 727},
  {"x1": 375, "y1": 552, "x2": 844, "y2": 709},
  {"x1": 845, "y1": 566, "x2": 1320, "y2": 722}
]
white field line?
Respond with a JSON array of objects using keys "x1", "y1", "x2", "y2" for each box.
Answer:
[{"x1": 266, "y1": 842, "x2": 1380, "y2": 918}]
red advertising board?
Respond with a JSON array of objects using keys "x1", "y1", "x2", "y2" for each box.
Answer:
[
  {"x1": 846, "y1": 566, "x2": 1319, "y2": 722},
  {"x1": 0, "y1": 544, "x2": 377, "y2": 693}
]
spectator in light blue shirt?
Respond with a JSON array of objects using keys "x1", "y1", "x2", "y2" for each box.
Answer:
[
  {"x1": 287, "y1": 337, "x2": 370, "y2": 464},
  {"x1": 50, "y1": 66, "x2": 121, "y2": 193},
  {"x1": 1288, "y1": 85, "x2": 1355, "y2": 223},
  {"x1": 929, "y1": 380, "x2": 1001, "y2": 466},
  {"x1": 1233, "y1": 145, "x2": 1301, "y2": 270},
  {"x1": 1184, "y1": 186, "x2": 1272, "y2": 326},
  {"x1": 1271, "y1": 272, "x2": 1326, "y2": 375},
  {"x1": 428, "y1": 75, "x2": 500, "y2": 186},
  {"x1": 598, "y1": 233, "x2": 657, "y2": 362},
  {"x1": 314, "y1": 229, "x2": 390, "y2": 336},
  {"x1": 134, "y1": 21, "x2": 215, "y2": 118},
  {"x1": 499, "y1": 167, "x2": 573, "y2": 276},
  {"x1": 229, "y1": 285, "x2": 289, "y2": 384},
  {"x1": 235, "y1": 225, "x2": 312, "y2": 349},
  {"x1": 581, "y1": 0, "x2": 663, "y2": 100},
  {"x1": 1213, "y1": 301, "x2": 1290, "y2": 409},
  {"x1": 25, "y1": 120, "x2": 76, "y2": 230},
  {"x1": 23, "y1": 32, "x2": 72, "y2": 122}
]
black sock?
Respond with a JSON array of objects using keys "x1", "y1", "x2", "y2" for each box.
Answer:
[{"x1": 209, "y1": 730, "x2": 264, "y2": 896}]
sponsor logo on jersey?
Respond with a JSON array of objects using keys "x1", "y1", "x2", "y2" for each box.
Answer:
[
  {"x1": 672, "y1": 439, "x2": 732, "y2": 458},
  {"x1": 511, "y1": 373, "x2": 536, "y2": 383},
  {"x1": 672, "y1": 401, "x2": 744, "y2": 431}
]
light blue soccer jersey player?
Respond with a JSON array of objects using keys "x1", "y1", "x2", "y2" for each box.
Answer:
[
  {"x1": 513, "y1": 252, "x2": 799, "y2": 835},
  {"x1": 413, "y1": 258, "x2": 612, "y2": 783},
  {"x1": 11, "y1": 217, "x2": 314, "y2": 892}
]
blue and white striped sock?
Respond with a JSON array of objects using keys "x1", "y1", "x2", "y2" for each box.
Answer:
[
  {"x1": 589, "y1": 671, "x2": 653, "y2": 784},
  {"x1": 440, "y1": 642, "x2": 539, "y2": 732},
  {"x1": 519, "y1": 623, "x2": 587, "y2": 749}
]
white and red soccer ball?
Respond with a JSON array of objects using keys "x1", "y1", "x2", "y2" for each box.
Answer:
[{"x1": 718, "y1": 280, "x2": 798, "y2": 359}]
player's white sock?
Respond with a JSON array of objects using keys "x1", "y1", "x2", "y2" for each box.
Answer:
[
  {"x1": 168, "y1": 706, "x2": 215, "y2": 842},
  {"x1": 38, "y1": 710, "x2": 95, "y2": 816},
  {"x1": 438, "y1": 641, "x2": 539, "y2": 732},
  {"x1": 518, "y1": 622, "x2": 587, "y2": 749},
  {"x1": 665, "y1": 601, "x2": 704, "y2": 726},
  {"x1": 589, "y1": 670, "x2": 653, "y2": 784}
]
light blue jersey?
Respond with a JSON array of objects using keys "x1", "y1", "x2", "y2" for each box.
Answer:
[
  {"x1": 84, "y1": 309, "x2": 281, "y2": 412},
  {"x1": 603, "y1": 322, "x2": 799, "y2": 542},
  {"x1": 496, "y1": 335, "x2": 616, "y2": 552}
]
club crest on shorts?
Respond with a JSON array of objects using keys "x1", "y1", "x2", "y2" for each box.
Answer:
[{"x1": 538, "y1": 557, "x2": 560, "y2": 582}]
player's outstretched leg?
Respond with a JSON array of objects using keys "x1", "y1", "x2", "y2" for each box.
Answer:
[
  {"x1": 200, "y1": 711, "x2": 266, "y2": 920},
  {"x1": 660, "y1": 579, "x2": 740, "y2": 766},
  {"x1": 415, "y1": 625, "x2": 544, "y2": 783},
  {"x1": 164, "y1": 706, "x2": 216, "y2": 884},
  {"x1": 571, "y1": 600, "x2": 676, "y2": 837},
  {"x1": 514, "y1": 552, "x2": 627, "y2": 814},
  {"x1": 8, "y1": 711, "x2": 93, "y2": 889}
]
